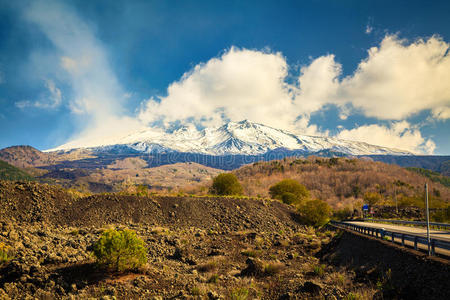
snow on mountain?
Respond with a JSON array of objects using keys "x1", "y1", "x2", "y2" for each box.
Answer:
[{"x1": 48, "y1": 120, "x2": 413, "y2": 156}]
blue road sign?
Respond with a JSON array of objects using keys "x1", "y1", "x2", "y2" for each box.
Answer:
[{"x1": 362, "y1": 204, "x2": 369, "y2": 211}]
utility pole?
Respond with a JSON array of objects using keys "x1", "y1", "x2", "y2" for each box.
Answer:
[
  {"x1": 425, "y1": 183, "x2": 431, "y2": 255},
  {"x1": 394, "y1": 187, "x2": 398, "y2": 214}
]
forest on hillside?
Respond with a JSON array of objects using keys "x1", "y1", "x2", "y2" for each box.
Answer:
[{"x1": 229, "y1": 157, "x2": 450, "y2": 210}]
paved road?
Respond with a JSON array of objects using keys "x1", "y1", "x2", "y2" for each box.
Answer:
[{"x1": 343, "y1": 221, "x2": 450, "y2": 242}]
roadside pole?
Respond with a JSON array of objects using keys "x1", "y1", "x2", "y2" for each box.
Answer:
[
  {"x1": 394, "y1": 188, "x2": 398, "y2": 214},
  {"x1": 425, "y1": 183, "x2": 431, "y2": 255}
]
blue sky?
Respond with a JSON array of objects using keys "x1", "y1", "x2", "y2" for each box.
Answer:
[{"x1": 0, "y1": 0, "x2": 449, "y2": 154}]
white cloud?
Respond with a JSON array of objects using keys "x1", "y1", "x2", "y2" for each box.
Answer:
[
  {"x1": 15, "y1": 79, "x2": 62, "y2": 109},
  {"x1": 336, "y1": 121, "x2": 436, "y2": 154},
  {"x1": 432, "y1": 106, "x2": 450, "y2": 119},
  {"x1": 139, "y1": 47, "x2": 321, "y2": 134},
  {"x1": 339, "y1": 35, "x2": 450, "y2": 120},
  {"x1": 25, "y1": 1, "x2": 123, "y2": 118},
  {"x1": 23, "y1": 0, "x2": 143, "y2": 144},
  {"x1": 295, "y1": 35, "x2": 450, "y2": 121}
]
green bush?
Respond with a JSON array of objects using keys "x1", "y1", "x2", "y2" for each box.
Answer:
[
  {"x1": 298, "y1": 199, "x2": 331, "y2": 227},
  {"x1": 0, "y1": 243, "x2": 12, "y2": 264},
  {"x1": 92, "y1": 228, "x2": 147, "y2": 272},
  {"x1": 281, "y1": 192, "x2": 298, "y2": 205},
  {"x1": 269, "y1": 179, "x2": 309, "y2": 205},
  {"x1": 210, "y1": 173, "x2": 243, "y2": 195},
  {"x1": 136, "y1": 184, "x2": 149, "y2": 197}
]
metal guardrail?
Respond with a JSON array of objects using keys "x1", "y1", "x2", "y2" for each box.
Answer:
[
  {"x1": 330, "y1": 220, "x2": 450, "y2": 257},
  {"x1": 363, "y1": 218, "x2": 450, "y2": 230}
]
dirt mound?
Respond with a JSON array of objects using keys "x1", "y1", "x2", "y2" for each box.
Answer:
[
  {"x1": 0, "y1": 181, "x2": 298, "y2": 233},
  {"x1": 62, "y1": 194, "x2": 298, "y2": 232},
  {"x1": 0, "y1": 181, "x2": 74, "y2": 224}
]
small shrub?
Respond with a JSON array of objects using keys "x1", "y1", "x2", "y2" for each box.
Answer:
[
  {"x1": 346, "y1": 292, "x2": 362, "y2": 300},
  {"x1": 269, "y1": 179, "x2": 309, "y2": 205},
  {"x1": 191, "y1": 286, "x2": 202, "y2": 296},
  {"x1": 0, "y1": 243, "x2": 12, "y2": 264},
  {"x1": 136, "y1": 184, "x2": 149, "y2": 197},
  {"x1": 313, "y1": 264, "x2": 326, "y2": 277},
  {"x1": 92, "y1": 228, "x2": 147, "y2": 272},
  {"x1": 376, "y1": 269, "x2": 394, "y2": 293},
  {"x1": 331, "y1": 273, "x2": 346, "y2": 287},
  {"x1": 298, "y1": 199, "x2": 331, "y2": 227},
  {"x1": 207, "y1": 274, "x2": 219, "y2": 284},
  {"x1": 230, "y1": 287, "x2": 249, "y2": 300},
  {"x1": 210, "y1": 173, "x2": 243, "y2": 195}
]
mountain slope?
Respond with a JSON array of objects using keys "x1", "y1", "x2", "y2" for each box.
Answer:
[
  {"x1": 231, "y1": 156, "x2": 450, "y2": 209},
  {"x1": 0, "y1": 159, "x2": 35, "y2": 181},
  {"x1": 0, "y1": 145, "x2": 53, "y2": 168},
  {"x1": 49, "y1": 120, "x2": 413, "y2": 156}
]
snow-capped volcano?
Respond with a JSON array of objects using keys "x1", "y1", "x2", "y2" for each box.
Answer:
[{"x1": 48, "y1": 120, "x2": 413, "y2": 156}]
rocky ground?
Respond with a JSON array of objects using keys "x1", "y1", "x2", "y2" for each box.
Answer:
[{"x1": 0, "y1": 180, "x2": 403, "y2": 299}]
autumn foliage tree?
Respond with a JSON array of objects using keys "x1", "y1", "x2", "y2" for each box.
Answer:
[
  {"x1": 298, "y1": 199, "x2": 331, "y2": 227},
  {"x1": 269, "y1": 179, "x2": 309, "y2": 205},
  {"x1": 210, "y1": 173, "x2": 243, "y2": 196},
  {"x1": 364, "y1": 192, "x2": 382, "y2": 206}
]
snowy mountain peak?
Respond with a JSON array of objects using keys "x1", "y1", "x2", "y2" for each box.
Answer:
[{"x1": 48, "y1": 120, "x2": 413, "y2": 156}]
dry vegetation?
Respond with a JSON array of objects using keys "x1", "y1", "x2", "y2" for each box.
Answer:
[{"x1": 223, "y1": 157, "x2": 449, "y2": 210}]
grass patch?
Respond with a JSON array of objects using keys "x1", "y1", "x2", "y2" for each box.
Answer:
[
  {"x1": 240, "y1": 249, "x2": 261, "y2": 257},
  {"x1": 345, "y1": 292, "x2": 363, "y2": 300},
  {"x1": 191, "y1": 286, "x2": 202, "y2": 296},
  {"x1": 313, "y1": 264, "x2": 326, "y2": 277},
  {"x1": 230, "y1": 287, "x2": 249, "y2": 300},
  {"x1": 207, "y1": 274, "x2": 219, "y2": 284}
]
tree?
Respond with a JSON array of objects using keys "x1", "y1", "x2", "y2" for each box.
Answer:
[
  {"x1": 364, "y1": 192, "x2": 382, "y2": 206},
  {"x1": 332, "y1": 206, "x2": 353, "y2": 221},
  {"x1": 92, "y1": 228, "x2": 147, "y2": 272},
  {"x1": 210, "y1": 173, "x2": 243, "y2": 196},
  {"x1": 298, "y1": 199, "x2": 331, "y2": 227},
  {"x1": 269, "y1": 179, "x2": 309, "y2": 205}
]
